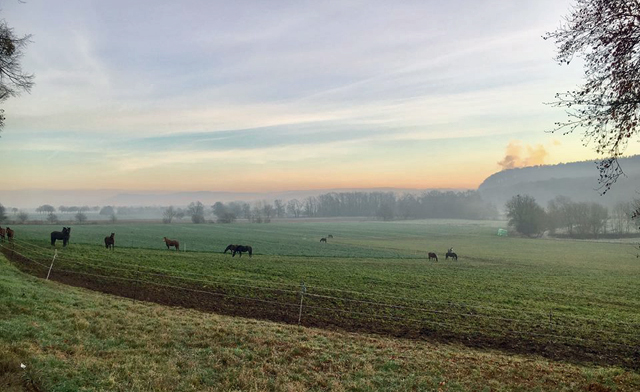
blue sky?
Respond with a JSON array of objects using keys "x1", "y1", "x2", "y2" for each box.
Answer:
[{"x1": 2, "y1": 0, "x2": 633, "y2": 192}]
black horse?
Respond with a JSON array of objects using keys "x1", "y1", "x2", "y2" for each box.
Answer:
[
  {"x1": 327, "y1": 234, "x2": 333, "y2": 239},
  {"x1": 320, "y1": 237, "x2": 327, "y2": 243},
  {"x1": 428, "y1": 252, "x2": 438, "y2": 261},
  {"x1": 445, "y1": 251, "x2": 458, "y2": 261},
  {"x1": 232, "y1": 245, "x2": 252, "y2": 258},
  {"x1": 224, "y1": 244, "x2": 238, "y2": 254},
  {"x1": 104, "y1": 233, "x2": 115, "y2": 250},
  {"x1": 51, "y1": 227, "x2": 71, "y2": 247}
]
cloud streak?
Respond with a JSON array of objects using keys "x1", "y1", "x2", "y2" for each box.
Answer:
[{"x1": 1, "y1": 0, "x2": 596, "y2": 192}]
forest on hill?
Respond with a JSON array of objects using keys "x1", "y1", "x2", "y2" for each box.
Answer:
[{"x1": 478, "y1": 155, "x2": 640, "y2": 210}]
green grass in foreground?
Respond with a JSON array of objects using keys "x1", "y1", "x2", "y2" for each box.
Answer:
[{"x1": 1, "y1": 255, "x2": 639, "y2": 392}]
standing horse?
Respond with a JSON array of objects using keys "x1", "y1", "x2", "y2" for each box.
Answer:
[
  {"x1": 320, "y1": 237, "x2": 327, "y2": 243},
  {"x1": 445, "y1": 251, "x2": 458, "y2": 261},
  {"x1": 0, "y1": 227, "x2": 5, "y2": 242},
  {"x1": 327, "y1": 234, "x2": 333, "y2": 239},
  {"x1": 6, "y1": 227, "x2": 14, "y2": 241},
  {"x1": 104, "y1": 233, "x2": 115, "y2": 250},
  {"x1": 232, "y1": 245, "x2": 252, "y2": 258},
  {"x1": 163, "y1": 237, "x2": 179, "y2": 251},
  {"x1": 428, "y1": 252, "x2": 438, "y2": 261},
  {"x1": 50, "y1": 227, "x2": 70, "y2": 247},
  {"x1": 224, "y1": 244, "x2": 238, "y2": 254}
]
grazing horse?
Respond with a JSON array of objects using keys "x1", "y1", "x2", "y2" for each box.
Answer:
[
  {"x1": 163, "y1": 237, "x2": 179, "y2": 251},
  {"x1": 224, "y1": 244, "x2": 238, "y2": 254},
  {"x1": 445, "y1": 251, "x2": 458, "y2": 261},
  {"x1": 327, "y1": 234, "x2": 333, "y2": 239},
  {"x1": 5, "y1": 227, "x2": 14, "y2": 242},
  {"x1": 320, "y1": 237, "x2": 327, "y2": 243},
  {"x1": 104, "y1": 233, "x2": 115, "y2": 250},
  {"x1": 232, "y1": 245, "x2": 252, "y2": 258},
  {"x1": 50, "y1": 227, "x2": 70, "y2": 247},
  {"x1": 0, "y1": 227, "x2": 5, "y2": 242},
  {"x1": 428, "y1": 252, "x2": 438, "y2": 261}
]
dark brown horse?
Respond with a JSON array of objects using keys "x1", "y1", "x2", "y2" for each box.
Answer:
[
  {"x1": 224, "y1": 244, "x2": 238, "y2": 254},
  {"x1": 428, "y1": 252, "x2": 438, "y2": 261},
  {"x1": 0, "y1": 227, "x2": 5, "y2": 242},
  {"x1": 445, "y1": 251, "x2": 458, "y2": 261},
  {"x1": 232, "y1": 245, "x2": 252, "y2": 258},
  {"x1": 6, "y1": 227, "x2": 14, "y2": 241},
  {"x1": 104, "y1": 233, "x2": 115, "y2": 250},
  {"x1": 320, "y1": 237, "x2": 327, "y2": 243},
  {"x1": 163, "y1": 237, "x2": 179, "y2": 251},
  {"x1": 50, "y1": 227, "x2": 70, "y2": 247}
]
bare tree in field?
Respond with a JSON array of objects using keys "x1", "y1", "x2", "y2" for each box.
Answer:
[
  {"x1": 274, "y1": 199, "x2": 285, "y2": 218},
  {"x1": 187, "y1": 201, "x2": 205, "y2": 223},
  {"x1": 163, "y1": 206, "x2": 176, "y2": 224},
  {"x1": 545, "y1": 0, "x2": 640, "y2": 194},
  {"x1": 286, "y1": 199, "x2": 302, "y2": 218},
  {"x1": 0, "y1": 18, "x2": 34, "y2": 134}
]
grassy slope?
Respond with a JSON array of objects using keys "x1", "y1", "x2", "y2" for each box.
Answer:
[{"x1": 1, "y1": 256, "x2": 639, "y2": 392}]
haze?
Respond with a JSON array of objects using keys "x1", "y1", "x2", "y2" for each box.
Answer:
[{"x1": 2, "y1": 0, "x2": 639, "y2": 206}]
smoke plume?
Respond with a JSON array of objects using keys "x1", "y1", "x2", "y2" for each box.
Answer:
[{"x1": 497, "y1": 141, "x2": 549, "y2": 170}]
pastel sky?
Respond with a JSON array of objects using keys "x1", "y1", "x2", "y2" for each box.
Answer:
[{"x1": 2, "y1": 0, "x2": 636, "y2": 192}]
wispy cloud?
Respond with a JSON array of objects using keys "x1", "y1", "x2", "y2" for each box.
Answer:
[{"x1": 1, "y1": 0, "x2": 590, "y2": 192}]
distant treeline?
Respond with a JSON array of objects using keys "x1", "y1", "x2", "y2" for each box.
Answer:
[
  {"x1": 1, "y1": 191, "x2": 498, "y2": 224},
  {"x1": 203, "y1": 191, "x2": 498, "y2": 223},
  {"x1": 505, "y1": 194, "x2": 639, "y2": 238}
]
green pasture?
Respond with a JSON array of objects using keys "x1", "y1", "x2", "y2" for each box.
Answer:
[
  {"x1": 11, "y1": 219, "x2": 508, "y2": 257},
  {"x1": 3, "y1": 219, "x2": 640, "y2": 367},
  {"x1": 3, "y1": 256, "x2": 639, "y2": 392}
]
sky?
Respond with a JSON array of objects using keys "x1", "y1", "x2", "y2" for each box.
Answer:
[{"x1": 2, "y1": 0, "x2": 637, "y2": 194}]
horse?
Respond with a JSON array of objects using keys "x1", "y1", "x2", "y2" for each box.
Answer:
[
  {"x1": 5, "y1": 227, "x2": 14, "y2": 242},
  {"x1": 224, "y1": 244, "x2": 237, "y2": 254},
  {"x1": 49, "y1": 227, "x2": 68, "y2": 247},
  {"x1": 163, "y1": 237, "x2": 179, "y2": 251},
  {"x1": 445, "y1": 251, "x2": 458, "y2": 261},
  {"x1": 320, "y1": 237, "x2": 327, "y2": 243},
  {"x1": 0, "y1": 227, "x2": 5, "y2": 242},
  {"x1": 428, "y1": 252, "x2": 438, "y2": 261},
  {"x1": 232, "y1": 245, "x2": 252, "y2": 258},
  {"x1": 104, "y1": 233, "x2": 115, "y2": 250},
  {"x1": 50, "y1": 227, "x2": 70, "y2": 247},
  {"x1": 328, "y1": 234, "x2": 333, "y2": 239}
]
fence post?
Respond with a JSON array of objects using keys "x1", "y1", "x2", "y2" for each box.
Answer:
[
  {"x1": 46, "y1": 250, "x2": 58, "y2": 280},
  {"x1": 298, "y1": 281, "x2": 307, "y2": 325},
  {"x1": 133, "y1": 264, "x2": 141, "y2": 302}
]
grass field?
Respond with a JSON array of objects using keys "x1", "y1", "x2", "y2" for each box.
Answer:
[
  {"x1": 2, "y1": 255, "x2": 640, "y2": 392},
  {"x1": 2, "y1": 220, "x2": 639, "y2": 369}
]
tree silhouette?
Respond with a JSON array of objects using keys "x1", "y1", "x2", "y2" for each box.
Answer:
[{"x1": 545, "y1": 0, "x2": 640, "y2": 193}]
